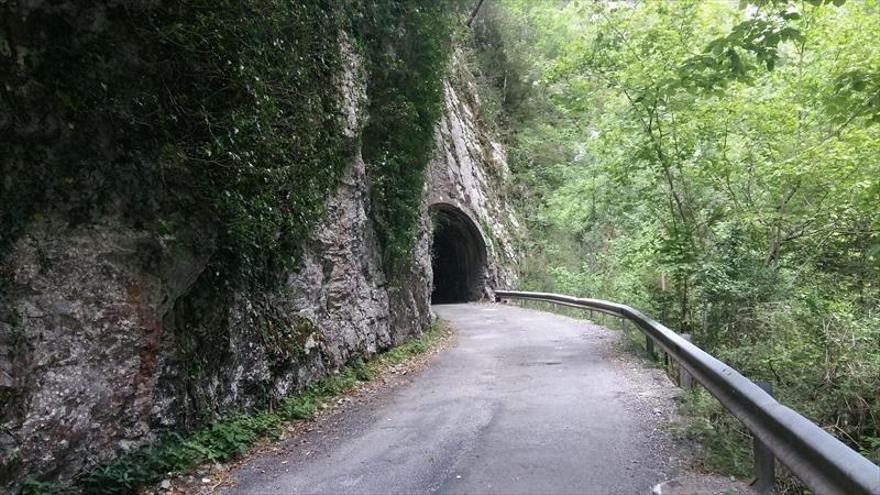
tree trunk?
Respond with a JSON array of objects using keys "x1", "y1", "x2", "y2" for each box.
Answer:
[{"x1": 466, "y1": 0, "x2": 486, "y2": 28}]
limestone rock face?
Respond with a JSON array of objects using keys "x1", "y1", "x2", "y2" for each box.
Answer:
[
  {"x1": 0, "y1": 218, "x2": 211, "y2": 483},
  {"x1": 427, "y1": 54, "x2": 522, "y2": 296},
  {"x1": 0, "y1": 44, "x2": 512, "y2": 489}
]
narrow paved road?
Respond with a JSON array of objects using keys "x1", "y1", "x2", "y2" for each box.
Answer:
[{"x1": 225, "y1": 303, "x2": 682, "y2": 495}]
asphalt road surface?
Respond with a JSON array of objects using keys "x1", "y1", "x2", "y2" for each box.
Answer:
[{"x1": 225, "y1": 303, "x2": 684, "y2": 495}]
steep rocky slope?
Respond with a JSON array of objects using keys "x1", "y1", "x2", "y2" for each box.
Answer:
[
  {"x1": 0, "y1": 10, "x2": 519, "y2": 491},
  {"x1": 428, "y1": 59, "x2": 522, "y2": 294}
]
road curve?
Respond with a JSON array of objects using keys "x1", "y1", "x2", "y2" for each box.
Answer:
[{"x1": 224, "y1": 303, "x2": 681, "y2": 495}]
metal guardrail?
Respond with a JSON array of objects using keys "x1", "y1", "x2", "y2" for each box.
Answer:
[{"x1": 494, "y1": 290, "x2": 880, "y2": 495}]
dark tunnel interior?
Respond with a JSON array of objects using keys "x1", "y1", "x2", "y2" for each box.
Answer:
[{"x1": 430, "y1": 205, "x2": 487, "y2": 304}]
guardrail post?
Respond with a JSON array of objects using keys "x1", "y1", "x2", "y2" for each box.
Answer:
[
  {"x1": 752, "y1": 381, "x2": 776, "y2": 494},
  {"x1": 678, "y1": 334, "x2": 694, "y2": 389},
  {"x1": 645, "y1": 335, "x2": 655, "y2": 360}
]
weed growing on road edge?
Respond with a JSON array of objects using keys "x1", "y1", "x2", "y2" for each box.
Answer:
[
  {"x1": 669, "y1": 389, "x2": 753, "y2": 479},
  {"x1": 669, "y1": 388, "x2": 822, "y2": 494},
  {"x1": 21, "y1": 321, "x2": 452, "y2": 495}
]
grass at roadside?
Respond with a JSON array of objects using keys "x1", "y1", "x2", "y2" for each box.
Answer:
[
  {"x1": 22, "y1": 320, "x2": 452, "y2": 495},
  {"x1": 669, "y1": 389, "x2": 753, "y2": 478}
]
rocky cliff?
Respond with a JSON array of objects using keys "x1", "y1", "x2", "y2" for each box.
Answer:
[
  {"x1": 427, "y1": 55, "x2": 522, "y2": 295},
  {"x1": 0, "y1": 11, "x2": 519, "y2": 492}
]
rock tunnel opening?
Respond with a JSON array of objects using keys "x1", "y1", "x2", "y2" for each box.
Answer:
[{"x1": 430, "y1": 204, "x2": 487, "y2": 304}]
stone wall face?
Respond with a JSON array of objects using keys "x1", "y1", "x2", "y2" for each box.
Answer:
[
  {"x1": 0, "y1": 219, "x2": 212, "y2": 484},
  {"x1": 427, "y1": 55, "x2": 522, "y2": 296},
  {"x1": 0, "y1": 45, "x2": 513, "y2": 489}
]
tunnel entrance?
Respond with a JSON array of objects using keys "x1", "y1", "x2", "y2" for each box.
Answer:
[{"x1": 430, "y1": 204, "x2": 487, "y2": 304}]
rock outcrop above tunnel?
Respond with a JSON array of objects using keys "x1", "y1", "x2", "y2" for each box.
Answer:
[
  {"x1": 0, "y1": 38, "x2": 515, "y2": 493},
  {"x1": 427, "y1": 53, "x2": 522, "y2": 298}
]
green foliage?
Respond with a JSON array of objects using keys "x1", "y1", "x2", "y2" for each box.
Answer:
[
  {"x1": 355, "y1": 2, "x2": 456, "y2": 274},
  {"x1": 829, "y1": 68, "x2": 880, "y2": 125},
  {"x1": 672, "y1": 389, "x2": 754, "y2": 478},
  {"x1": 678, "y1": 2, "x2": 807, "y2": 89},
  {"x1": 1, "y1": 0, "x2": 460, "y2": 282},
  {"x1": 474, "y1": 0, "x2": 880, "y2": 488},
  {"x1": 0, "y1": 1, "x2": 352, "y2": 287}
]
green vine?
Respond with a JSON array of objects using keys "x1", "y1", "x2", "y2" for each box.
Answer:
[
  {"x1": 0, "y1": 1, "x2": 351, "y2": 287},
  {"x1": 355, "y1": 2, "x2": 457, "y2": 275},
  {"x1": 0, "y1": 0, "x2": 460, "y2": 285}
]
